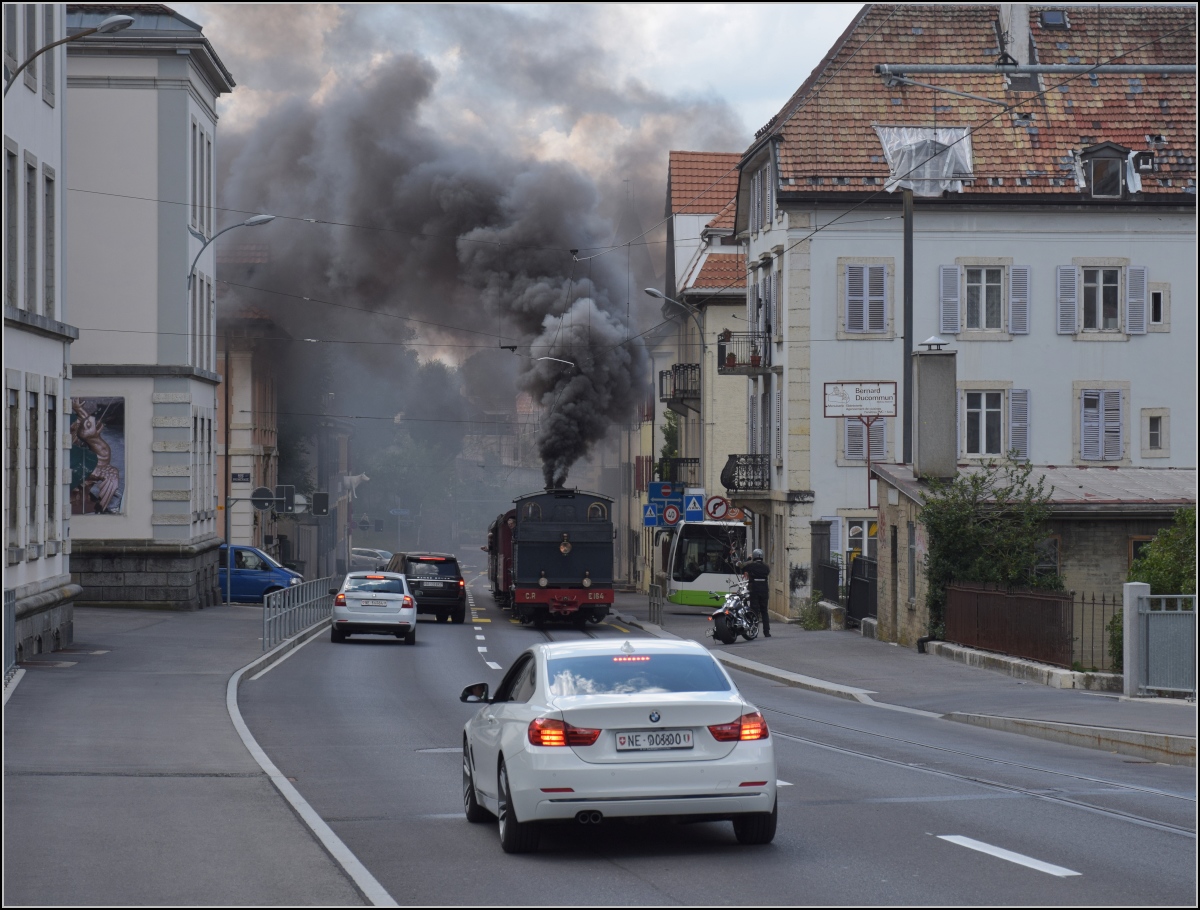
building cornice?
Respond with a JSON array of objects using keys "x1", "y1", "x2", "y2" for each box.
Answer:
[
  {"x1": 4, "y1": 306, "x2": 80, "y2": 342},
  {"x1": 73, "y1": 363, "x2": 222, "y2": 384}
]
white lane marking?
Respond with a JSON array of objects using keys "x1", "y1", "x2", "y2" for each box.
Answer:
[
  {"x1": 486, "y1": 661, "x2": 503, "y2": 670},
  {"x1": 250, "y1": 632, "x2": 321, "y2": 680},
  {"x1": 475, "y1": 635, "x2": 486, "y2": 640},
  {"x1": 226, "y1": 634, "x2": 398, "y2": 907},
  {"x1": 937, "y1": 835, "x2": 1080, "y2": 877},
  {"x1": 474, "y1": 626, "x2": 483, "y2": 631},
  {"x1": 477, "y1": 647, "x2": 488, "y2": 653},
  {"x1": 777, "y1": 780, "x2": 793, "y2": 787}
]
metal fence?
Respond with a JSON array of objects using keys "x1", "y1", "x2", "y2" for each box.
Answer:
[
  {"x1": 263, "y1": 576, "x2": 340, "y2": 652},
  {"x1": 945, "y1": 583, "x2": 1074, "y2": 668},
  {"x1": 1073, "y1": 592, "x2": 1121, "y2": 671},
  {"x1": 814, "y1": 560, "x2": 843, "y2": 606},
  {"x1": 648, "y1": 584, "x2": 665, "y2": 626},
  {"x1": 845, "y1": 556, "x2": 878, "y2": 625},
  {"x1": 1138, "y1": 594, "x2": 1196, "y2": 697},
  {"x1": 4, "y1": 588, "x2": 16, "y2": 680}
]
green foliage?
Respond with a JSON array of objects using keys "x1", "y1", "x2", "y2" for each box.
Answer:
[
  {"x1": 1107, "y1": 610, "x2": 1123, "y2": 674},
  {"x1": 797, "y1": 590, "x2": 828, "y2": 631},
  {"x1": 919, "y1": 456, "x2": 1061, "y2": 637},
  {"x1": 660, "y1": 410, "x2": 679, "y2": 462},
  {"x1": 1128, "y1": 507, "x2": 1197, "y2": 595}
]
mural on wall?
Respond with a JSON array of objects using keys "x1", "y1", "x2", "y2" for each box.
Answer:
[{"x1": 70, "y1": 397, "x2": 125, "y2": 514}]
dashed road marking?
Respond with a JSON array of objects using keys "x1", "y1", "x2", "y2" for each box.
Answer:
[
  {"x1": 475, "y1": 635, "x2": 486, "y2": 640},
  {"x1": 477, "y1": 646, "x2": 488, "y2": 653},
  {"x1": 486, "y1": 661, "x2": 503, "y2": 670},
  {"x1": 777, "y1": 780, "x2": 793, "y2": 787},
  {"x1": 937, "y1": 835, "x2": 1081, "y2": 877}
]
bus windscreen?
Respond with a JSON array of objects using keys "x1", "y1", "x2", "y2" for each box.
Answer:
[{"x1": 672, "y1": 525, "x2": 745, "y2": 582}]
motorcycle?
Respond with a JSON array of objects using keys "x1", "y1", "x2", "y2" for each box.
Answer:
[{"x1": 707, "y1": 579, "x2": 759, "y2": 644}]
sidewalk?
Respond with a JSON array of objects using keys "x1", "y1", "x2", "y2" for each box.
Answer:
[
  {"x1": 3, "y1": 605, "x2": 366, "y2": 907},
  {"x1": 611, "y1": 592, "x2": 1196, "y2": 767}
]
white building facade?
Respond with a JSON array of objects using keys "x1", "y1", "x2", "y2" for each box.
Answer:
[
  {"x1": 64, "y1": 4, "x2": 234, "y2": 608},
  {"x1": 4, "y1": 3, "x2": 80, "y2": 657}
]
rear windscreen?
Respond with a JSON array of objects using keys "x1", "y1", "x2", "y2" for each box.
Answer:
[
  {"x1": 547, "y1": 654, "x2": 731, "y2": 696},
  {"x1": 407, "y1": 559, "x2": 459, "y2": 578},
  {"x1": 345, "y1": 577, "x2": 405, "y2": 594}
]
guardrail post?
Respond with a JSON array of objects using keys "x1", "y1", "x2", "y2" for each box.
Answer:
[{"x1": 1123, "y1": 581, "x2": 1149, "y2": 697}]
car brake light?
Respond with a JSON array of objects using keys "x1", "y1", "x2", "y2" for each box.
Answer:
[
  {"x1": 459, "y1": 579, "x2": 465, "y2": 587},
  {"x1": 403, "y1": 596, "x2": 414, "y2": 607},
  {"x1": 707, "y1": 712, "x2": 770, "y2": 742},
  {"x1": 366, "y1": 575, "x2": 386, "y2": 579},
  {"x1": 334, "y1": 593, "x2": 346, "y2": 606},
  {"x1": 528, "y1": 717, "x2": 602, "y2": 747}
]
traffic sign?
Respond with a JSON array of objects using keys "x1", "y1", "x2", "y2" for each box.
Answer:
[
  {"x1": 662, "y1": 503, "x2": 681, "y2": 525},
  {"x1": 389, "y1": 508, "x2": 410, "y2": 517},
  {"x1": 642, "y1": 503, "x2": 658, "y2": 527},
  {"x1": 705, "y1": 495, "x2": 730, "y2": 520},
  {"x1": 358, "y1": 518, "x2": 371, "y2": 532},
  {"x1": 684, "y1": 495, "x2": 704, "y2": 521},
  {"x1": 648, "y1": 482, "x2": 676, "y2": 500},
  {"x1": 250, "y1": 486, "x2": 274, "y2": 511},
  {"x1": 294, "y1": 493, "x2": 309, "y2": 514}
]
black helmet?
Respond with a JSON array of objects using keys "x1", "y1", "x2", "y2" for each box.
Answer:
[{"x1": 752, "y1": 548, "x2": 764, "y2": 560}]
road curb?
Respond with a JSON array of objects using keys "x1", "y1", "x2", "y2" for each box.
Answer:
[
  {"x1": 234, "y1": 618, "x2": 332, "y2": 689},
  {"x1": 927, "y1": 641, "x2": 1123, "y2": 692},
  {"x1": 945, "y1": 712, "x2": 1197, "y2": 767}
]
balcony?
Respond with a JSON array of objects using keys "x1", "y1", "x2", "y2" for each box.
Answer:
[
  {"x1": 716, "y1": 332, "x2": 772, "y2": 376},
  {"x1": 720, "y1": 454, "x2": 770, "y2": 492},
  {"x1": 659, "y1": 363, "x2": 701, "y2": 415},
  {"x1": 656, "y1": 457, "x2": 701, "y2": 486}
]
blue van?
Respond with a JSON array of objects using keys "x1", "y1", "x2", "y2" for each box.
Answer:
[{"x1": 218, "y1": 544, "x2": 303, "y2": 603}]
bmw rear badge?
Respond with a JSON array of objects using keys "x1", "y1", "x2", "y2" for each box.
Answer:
[{"x1": 649, "y1": 712, "x2": 660, "y2": 723}]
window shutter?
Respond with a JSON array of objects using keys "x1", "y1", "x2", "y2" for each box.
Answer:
[
  {"x1": 846, "y1": 265, "x2": 866, "y2": 332},
  {"x1": 1056, "y1": 265, "x2": 1078, "y2": 334},
  {"x1": 1009, "y1": 266, "x2": 1030, "y2": 334},
  {"x1": 825, "y1": 517, "x2": 841, "y2": 554},
  {"x1": 762, "y1": 271, "x2": 771, "y2": 333},
  {"x1": 774, "y1": 389, "x2": 782, "y2": 460},
  {"x1": 765, "y1": 162, "x2": 773, "y2": 224},
  {"x1": 1126, "y1": 266, "x2": 1148, "y2": 335},
  {"x1": 1009, "y1": 389, "x2": 1030, "y2": 461},
  {"x1": 1103, "y1": 389, "x2": 1123, "y2": 461},
  {"x1": 770, "y1": 270, "x2": 779, "y2": 337},
  {"x1": 868, "y1": 418, "x2": 886, "y2": 461},
  {"x1": 845, "y1": 419, "x2": 866, "y2": 460},
  {"x1": 1081, "y1": 392, "x2": 1101, "y2": 460},
  {"x1": 939, "y1": 265, "x2": 960, "y2": 334},
  {"x1": 867, "y1": 265, "x2": 886, "y2": 332},
  {"x1": 748, "y1": 385, "x2": 757, "y2": 454},
  {"x1": 955, "y1": 393, "x2": 960, "y2": 459},
  {"x1": 749, "y1": 276, "x2": 757, "y2": 329}
]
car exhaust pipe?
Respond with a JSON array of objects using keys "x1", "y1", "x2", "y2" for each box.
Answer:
[{"x1": 576, "y1": 810, "x2": 603, "y2": 824}]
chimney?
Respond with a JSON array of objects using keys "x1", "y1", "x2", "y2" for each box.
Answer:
[
  {"x1": 911, "y1": 346, "x2": 957, "y2": 480},
  {"x1": 999, "y1": 4, "x2": 1032, "y2": 66}
]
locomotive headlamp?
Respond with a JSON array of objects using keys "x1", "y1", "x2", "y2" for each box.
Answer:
[
  {"x1": 559, "y1": 533, "x2": 572, "y2": 555},
  {"x1": 539, "y1": 571, "x2": 548, "y2": 588},
  {"x1": 582, "y1": 570, "x2": 592, "y2": 589}
]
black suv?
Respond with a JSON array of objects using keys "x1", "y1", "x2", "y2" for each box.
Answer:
[{"x1": 385, "y1": 552, "x2": 467, "y2": 623}]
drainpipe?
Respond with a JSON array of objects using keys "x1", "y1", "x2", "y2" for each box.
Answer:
[{"x1": 902, "y1": 188, "x2": 914, "y2": 465}]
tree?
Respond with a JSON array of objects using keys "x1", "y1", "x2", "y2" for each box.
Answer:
[
  {"x1": 1129, "y1": 507, "x2": 1196, "y2": 595},
  {"x1": 919, "y1": 457, "x2": 1060, "y2": 636},
  {"x1": 660, "y1": 410, "x2": 679, "y2": 462}
]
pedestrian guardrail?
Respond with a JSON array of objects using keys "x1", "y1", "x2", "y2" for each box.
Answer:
[
  {"x1": 1137, "y1": 593, "x2": 1195, "y2": 698},
  {"x1": 263, "y1": 576, "x2": 341, "y2": 652},
  {"x1": 4, "y1": 588, "x2": 16, "y2": 680},
  {"x1": 648, "y1": 584, "x2": 664, "y2": 626}
]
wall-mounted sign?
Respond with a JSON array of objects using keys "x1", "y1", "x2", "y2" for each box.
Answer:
[
  {"x1": 231, "y1": 472, "x2": 251, "y2": 484},
  {"x1": 823, "y1": 381, "x2": 898, "y2": 418}
]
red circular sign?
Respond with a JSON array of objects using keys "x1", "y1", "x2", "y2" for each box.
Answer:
[
  {"x1": 662, "y1": 504, "x2": 681, "y2": 525},
  {"x1": 706, "y1": 496, "x2": 730, "y2": 520}
]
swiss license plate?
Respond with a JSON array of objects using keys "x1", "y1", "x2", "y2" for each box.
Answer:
[
  {"x1": 615, "y1": 729, "x2": 693, "y2": 751},
  {"x1": 359, "y1": 599, "x2": 386, "y2": 606},
  {"x1": 423, "y1": 581, "x2": 444, "y2": 588}
]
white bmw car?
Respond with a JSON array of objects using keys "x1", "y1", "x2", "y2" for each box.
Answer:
[{"x1": 460, "y1": 639, "x2": 777, "y2": 853}]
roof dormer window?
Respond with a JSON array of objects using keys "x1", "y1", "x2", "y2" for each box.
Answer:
[
  {"x1": 1039, "y1": 10, "x2": 1068, "y2": 30},
  {"x1": 1079, "y1": 142, "x2": 1133, "y2": 199}
]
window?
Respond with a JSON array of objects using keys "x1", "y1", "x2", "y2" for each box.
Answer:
[
  {"x1": 27, "y1": 391, "x2": 38, "y2": 531},
  {"x1": 965, "y1": 267, "x2": 1002, "y2": 329},
  {"x1": 846, "y1": 264, "x2": 886, "y2": 333},
  {"x1": 46, "y1": 394, "x2": 55, "y2": 531},
  {"x1": 906, "y1": 521, "x2": 916, "y2": 603},
  {"x1": 1035, "y1": 537, "x2": 1060, "y2": 578},
  {"x1": 1148, "y1": 416, "x2": 1162, "y2": 450},
  {"x1": 5, "y1": 146, "x2": 16, "y2": 308},
  {"x1": 1140, "y1": 408, "x2": 1169, "y2": 459},
  {"x1": 4, "y1": 6, "x2": 16, "y2": 71},
  {"x1": 965, "y1": 391, "x2": 1003, "y2": 455},
  {"x1": 1151, "y1": 290, "x2": 1163, "y2": 325},
  {"x1": 1129, "y1": 537, "x2": 1154, "y2": 569},
  {"x1": 1088, "y1": 158, "x2": 1122, "y2": 197},
  {"x1": 1083, "y1": 267, "x2": 1119, "y2": 330},
  {"x1": 846, "y1": 519, "x2": 877, "y2": 561},
  {"x1": 191, "y1": 121, "x2": 198, "y2": 227},
  {"x1": 25, "y1": 158, "x2": 36, "y2": 311},
  {"x1": 844, "y1": 418, "x2": 886, "y2": 463},
  {"x1": 1147, "y1": 282, "x2": 1170, "y2": 333},
  {"x1": 521, "y1": 502, "x2": 541, "y2": 521},
  {"x1": 205, "y1": 132, "x2": 213, "y2": 235},
  {"x1": 43, "y1": 168, "x2": 54, "y2": 317},
  {"x1": 587, "y1": 502, "x2": 608, "y2": 522},
  {"x1": 23, "y1": 3, "x2": 36, "y2": 87},
  {"x1": 1080, "y1": 389, "x2": 1122, "y2": 461},
  {"x1": 7, "y1": 388, "x2": 18, "y2": 531},
  {"x1": 42, "y1": 5, "x2": 54, "y2": 105}
]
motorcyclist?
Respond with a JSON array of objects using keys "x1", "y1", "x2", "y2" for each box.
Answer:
[{"x1": 739, "y1": 548, "x2": 771, "y2": 637}]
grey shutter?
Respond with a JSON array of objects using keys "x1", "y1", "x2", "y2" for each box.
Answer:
[
  {"x1": 1057, "y1": 265, "x2": 1078, "y2": 334},
  {"x1": 939, "y1": 265, "x2": 960, "y2": 334},
  {"x1": 749, "y1": 384, "x2": 757, "y2": 454},
  {"x1": 1009, "y1": 389, "x2": 1030, "y2": 461},
  {"x1": 1009, "y1": 265, "x2": 1030, "y2": 334},
  {"x1": 845, "y1": 419, "x2": 866, "y2": 460},
  {"x1": 1126, "y1": 266, "x2": 1148, "y2": 335},
  {"x1": 770, "y1": 268, "x2": 779, "y2": 337},
  {"x1": 867, "y1": 265, "x2": 886, "y2": 331},
  {"x1": 955, "y1": 392, "x2": 960, "y2": 459},
  {"x1": 774, "y1": 389, "x2": 782, "y2": 460},
  {"x1": 825, "y1": 516, "x2": 841, "y2": 554},
  {"x1": 1103, "y1": 389, "x2": 1123, "y2": 460},
  {"x1": 868, "y1": 418, "x2": 886, "y2": 461},
  {"x1": 762, "y1": 271, "x2": 771, "y2": 334},
  {"x1": 1081, "y1": 391, "x2": 1101, "y2": 460},
  {"x1": 846, "y1": 265, "x2": 866, "y2": 332}
]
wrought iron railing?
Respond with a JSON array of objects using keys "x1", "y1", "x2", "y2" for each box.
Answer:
[
  {"x1": 656, "y1": 457, "x2": 701, "y2": 486},
  {"x1": 716, "y1": 332, "x2": 771, "y2": 374},
  {"x1": 263, "y1": 576, "x2": 341, "y2": 651},
  {"x1": 659, "y1": 364, "x2": 701, "y2": 402},
  {"x1": 720, "y1": 454, "x2": 770, "y2": 492}
]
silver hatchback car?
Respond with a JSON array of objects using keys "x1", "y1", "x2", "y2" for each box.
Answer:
[{"x1": 331, "y1": 572, "x2": 417, "y2": 644}]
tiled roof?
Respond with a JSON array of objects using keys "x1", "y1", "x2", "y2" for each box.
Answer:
[
  {"x1": 688, "y1": 252, "x2": 747, "y2": 292},
  {"x1": 668, "y1": 151, "x2": 742, "y2": 214},
  {"x1": 706, "y1": 199, "x2": 737, "y2": 231},
  {"x1": 759, "y1": 4, "x2": 1196, "y2": 197}
]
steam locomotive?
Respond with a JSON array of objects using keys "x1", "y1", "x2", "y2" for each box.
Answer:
[{"x1": 486, "y1": 488, "x2": 614, "y2": 628}]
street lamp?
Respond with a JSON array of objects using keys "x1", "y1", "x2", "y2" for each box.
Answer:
[
  {"x1": 644, "y1": 287, "x2": 707, "y2": 352},
  {"x1": 189, "y1": 214, "x2": 275, "y2": 290},
  {"x1": 4, "y1": 14, "x2": 134, "y2": 97}
]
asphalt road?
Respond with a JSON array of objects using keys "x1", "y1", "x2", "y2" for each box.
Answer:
[{"x1": 237, "y1": 571, "x2": 1197, "y2": 906}]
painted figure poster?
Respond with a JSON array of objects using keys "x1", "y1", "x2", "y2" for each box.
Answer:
[{"x1": 70, "y1": 397, "x2": 125, "y2": 514}]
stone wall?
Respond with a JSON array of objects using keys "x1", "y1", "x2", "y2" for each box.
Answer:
[
  {"x1": 11, "y1": 573, "x2": 80, "y2": 659},
  {"x1": 70, "y1": 536, "x2": 222, "y2": 610},
  {"x1": 874, "y1": 481, "x2": 930, "y2": 648},
  {"x1": 1048, "y1": 516, "x2": 1174, "y2": 597}
]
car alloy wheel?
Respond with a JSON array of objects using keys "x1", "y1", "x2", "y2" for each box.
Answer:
[
  {"x1": 497, "y1": 760, "x2": 539, "y2": 853},
  {"x1": 732, "y1": 798, "x2": 778, "y2": 845}
]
